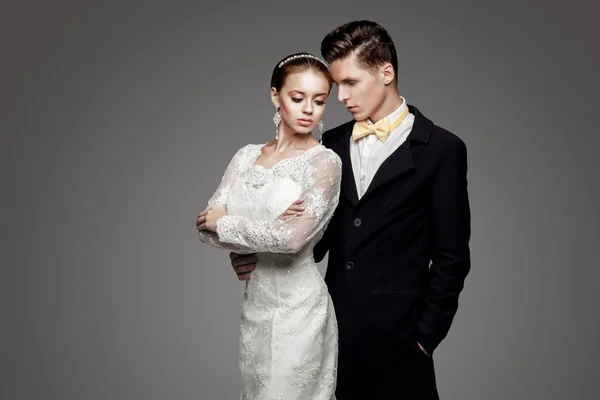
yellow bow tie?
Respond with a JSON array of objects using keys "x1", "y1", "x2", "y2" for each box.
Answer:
[
  {"x1": 352, "y1": 118, "x2": 390, "y2": 142},
  {"x1": 351, "y1": 107, "x2": 409, "y2": 143}
]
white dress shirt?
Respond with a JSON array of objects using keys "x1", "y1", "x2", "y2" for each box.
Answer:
[{"x1": 350, "y1": 97, "x2": 415, "y2": 198}]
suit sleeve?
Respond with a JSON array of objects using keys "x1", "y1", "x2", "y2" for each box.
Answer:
[{"x1": 417, "y1": 138, "x2": 471, "y2": 354}]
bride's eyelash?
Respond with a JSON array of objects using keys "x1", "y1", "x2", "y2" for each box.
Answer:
[{"x1": 292, "y1": 98, "x2": 326, "y2": 105}]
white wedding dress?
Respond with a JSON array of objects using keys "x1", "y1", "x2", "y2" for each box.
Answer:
[{"x1": 198, "y1": 143, "x2": 341, "y2": 400}]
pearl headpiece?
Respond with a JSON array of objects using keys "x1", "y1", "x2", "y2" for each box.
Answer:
[{"x1": 278, "y1": 54, "x2": 328, "y2": 69}]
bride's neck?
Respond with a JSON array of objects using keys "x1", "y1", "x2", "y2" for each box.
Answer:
[{"x1": 274, "y1": 125, "x2": 314, "y2": 153}]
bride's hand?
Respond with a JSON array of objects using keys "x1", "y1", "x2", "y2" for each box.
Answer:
[
  {"x1": 196, "y1": 207, "x2": 228, "y2": 232},
  {"x1": 277, "y1": 199, "x2": 305, "y2": 221}
]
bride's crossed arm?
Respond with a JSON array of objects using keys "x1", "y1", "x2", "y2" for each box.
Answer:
[{"x1": 196, "y1": 147, "x2": 341, "y2": 254}]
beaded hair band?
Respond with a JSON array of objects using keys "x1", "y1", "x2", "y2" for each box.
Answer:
[{"x1": 278, "y1": 54, "x2": 328, "y2": 69}]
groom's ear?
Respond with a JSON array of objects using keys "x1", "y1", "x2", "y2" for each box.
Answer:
[
  {"x1": 270, "y1": 87, "x2": 280, "y2": 109},
  {"x1": 381, "y1": 62, "x2": 395, "y2": 85}
]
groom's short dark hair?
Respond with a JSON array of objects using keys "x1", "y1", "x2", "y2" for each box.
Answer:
[{"x1": 321, "y1": 20, "x2": 398, "y2": 81}]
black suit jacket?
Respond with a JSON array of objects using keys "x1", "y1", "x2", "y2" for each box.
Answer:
[{"x1": 314, "y1": 105, "x2": 471, "y2": 399}]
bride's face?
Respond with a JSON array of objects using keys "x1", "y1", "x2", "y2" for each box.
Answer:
[{"x1": 272, "y1": 70, "x2": 330, "y2": 135}]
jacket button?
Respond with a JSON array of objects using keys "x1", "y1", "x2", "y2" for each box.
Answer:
[
  {"x1": 353, "y1": 218, "x2": 362, "y2": 227},
  {"x1": 345, "y1": 261, "x2": 354, "y2": 270}
]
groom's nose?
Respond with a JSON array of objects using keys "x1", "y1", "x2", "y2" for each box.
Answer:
[{"x1": 338, "y1": 86, "x2": 349, "y2": 103}]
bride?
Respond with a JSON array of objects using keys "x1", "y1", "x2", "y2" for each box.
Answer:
[{"x1": 196, "y1": 52, "x2": 341, "y2": 400}]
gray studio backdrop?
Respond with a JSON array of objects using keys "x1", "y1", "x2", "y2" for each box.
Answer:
[{"x1": 1, "y1": 1, "x2": 599, "y2": 399}]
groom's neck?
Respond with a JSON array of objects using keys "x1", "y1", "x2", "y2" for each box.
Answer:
[{"x1": 369, "y1": 90, "x2": 404, "y2": 123}]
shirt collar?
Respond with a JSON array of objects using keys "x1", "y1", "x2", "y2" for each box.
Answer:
[{"x1": 367, "y1": 96, "x2": 407, "y2": 125}]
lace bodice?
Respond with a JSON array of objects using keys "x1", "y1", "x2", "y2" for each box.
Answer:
[{"x1": 198, "y1": 143, "x2": 342, "y2": 255}]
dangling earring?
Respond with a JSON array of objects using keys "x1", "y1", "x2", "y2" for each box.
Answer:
[
  {"x1": 318, "y1": 120, "x2": 324, "y2": 143},
  {"x1": 273, "y1": 109, "x2": 281, "y2": 140}
]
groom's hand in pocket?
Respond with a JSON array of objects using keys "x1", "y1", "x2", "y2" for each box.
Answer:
[
  {"x1": 417, "y1": 342, "x2": 431, "y2": 357},
  {"x1": 230, "y1": 252, "x2": 257, "y2": 281}
]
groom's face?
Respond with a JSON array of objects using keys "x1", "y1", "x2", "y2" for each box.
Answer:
[{"x1": 330, "y1": 53, "x2": 386, "y2": 122}]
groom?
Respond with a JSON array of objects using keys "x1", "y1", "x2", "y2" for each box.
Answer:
[{"x1": 231, "y1": 20, "x2": 471, "y2": 399}]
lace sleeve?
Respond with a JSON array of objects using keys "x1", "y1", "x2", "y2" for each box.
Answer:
[
  {"x1": 197, "y1": 146, "x2": 256, "y2": 253},
  {"x1": 215, "y1": 149, "x2": 342, "y2": 254}
]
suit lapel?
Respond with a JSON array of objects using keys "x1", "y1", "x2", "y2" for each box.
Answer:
[
  {"x1": 340, "y1": 125, "x2": 359, "y2": 207},
  {"x1": 361, "y1": 105, "x2": 432, "y2": 200},
  {"x1": 330, "y1": 105, "x2": 432, "y2": 206},
  {"x1": 362, "y1": 140, "x2": 414, "y2": 199}
]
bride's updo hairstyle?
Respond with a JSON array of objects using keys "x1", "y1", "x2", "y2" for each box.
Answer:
[{"x1": 270, "y1": 52, "x2": 334, "y2": 92}]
